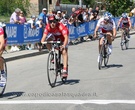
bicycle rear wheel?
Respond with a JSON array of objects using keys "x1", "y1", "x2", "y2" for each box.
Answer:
[
  {"x1": 104, "y1": 45, "x2": 109, "y2": 66},
  {"x1": 47, "y1": 51, "x2": 57, "y2": 87},
  {"x1": 0, "y1": 57, "x2": 7, "y2": 96},
  {"x1": 98, "y1": 45, "x2": 104, "y2": 70}
]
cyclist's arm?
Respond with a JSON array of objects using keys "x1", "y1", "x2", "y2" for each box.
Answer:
[
  {"x1": 117, "y1": 18, "x2": 122, "y2": 27},
  {"x1": 94, "y1": 26, "x2": 99, "y2": 37},
  {"x1": 41, "y1": 26, "x2": 49, "y2": 43},
  {"x1": 128, "y1": 18, "x2": 132, "y2": 29},
  {"x1": 112, "y1": 20, "x2": 117, "y2": 39},
  {"x1": 113, "y1": 27, "x2": 116, "y2": 39},
  {"x1": 41, "y1": 33, "x2": 47, "y2": 43}
]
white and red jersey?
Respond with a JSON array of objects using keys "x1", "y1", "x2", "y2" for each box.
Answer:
[
  {"x1": 0, "y1": 26, "x2": 7, "y2": 48},
  {"x1": 97, "y1": 17, "x2": 116, "y2": 33},
  {"x1": 119, "y1": 17, "x2": 130, "y2": 27},
  {"x1": 44, "y1": 22, "x2": 69, "y2": 42},
  {"x1": 0, "y1": 27, "x2": 4, "y2": 36}
]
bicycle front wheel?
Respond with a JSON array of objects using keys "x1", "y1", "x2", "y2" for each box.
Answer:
[
  {"x1": 47, "y1": 51, "x2": 57, "y2": 87},
  {"x1": 121, "y1": 35, "x2": 125, "y2": 50},
  {"x1": 98, "y1": 45, "x2": 104, "y2": 70},
  {"x1": 104, "y1": 45, "x2": 109, "y2": 66},
  {"x1": 0, "y1": 57, "x2": 7, "y2": 96}
]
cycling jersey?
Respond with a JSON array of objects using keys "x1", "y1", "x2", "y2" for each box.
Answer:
[
  {"x1": 0, "y1": 27, "x2": 7, "y2": 48},
  {"x1": 120, "y1": 17, "x2": 130, "y2": 27},
  {"x1": 0, "y1": 27, "x2": 4, "y2": 35},
  {"x1": 44, "y1": 22, "x2": 69, "y2": 42},
  {"x1": 97, "y1": 17, "x2": 116, "y2": 33}
]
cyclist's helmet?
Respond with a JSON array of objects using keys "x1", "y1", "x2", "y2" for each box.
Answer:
[
  {"x1": 103, "y1": 12, "x2": 112, "y2": 21},
  {"x1": 48, "y1": 15, "x2": 58, "y2": 23},
  {"x1": 122, "y1": 13, "x2": 128, "y2": 18},
  {"x1": 0, "y1": 22, "x2": 6, "y2": 27}
]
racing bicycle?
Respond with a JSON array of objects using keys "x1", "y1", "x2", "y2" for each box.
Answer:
[
  {"x1": 0, "y1": 57, "x2": 7, "y2": 96},
  {"x1": 120, "y1": 27, "x2": 129, "y2": 50},
  {"x1": 97, "y1": 33, "x2": 110, "y2": 70},
  {"x1": 42, "y1": 40, "x2": 67, "y2": 87}
]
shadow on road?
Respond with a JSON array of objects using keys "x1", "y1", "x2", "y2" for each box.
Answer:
[
  {"x1": 55, "y1": 79, "x2": 80, "y2": 87},
  {"x1": 127, "y1": 47, "x2": 135, "y2": 50},
  {"x1": 106, "y1": 64, "x2": 123, "y2": 68},
  {"x1": 0, "y1": 91, "x2": 24, "y2": 99},
  {"x1": 101, "y1": 64, "x2": 123, "y2": 69}
]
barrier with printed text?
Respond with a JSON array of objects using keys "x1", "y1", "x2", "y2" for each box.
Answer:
[{"x1": 6, "y1": 17, "x2": 135, "y2": 45}]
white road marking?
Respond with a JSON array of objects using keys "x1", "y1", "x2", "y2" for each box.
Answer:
[{"x1": 0, "y1": 100, "x2": 135, "y2": 104}]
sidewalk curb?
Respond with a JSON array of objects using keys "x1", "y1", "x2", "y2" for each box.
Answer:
[{"x1": 5, "y1": 50, "x2": 48, "y2": 62}]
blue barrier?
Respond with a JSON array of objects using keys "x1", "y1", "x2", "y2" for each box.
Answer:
[
  {"x1": 6, "y1": 17, "x2": 135, "y2": 45},
  {"x1": 6, "y1": 23, "x2": 43, "y2": 45}
]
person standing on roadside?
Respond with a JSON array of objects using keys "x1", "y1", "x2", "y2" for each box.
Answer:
[
  {"x1": 19, "y1": 11, "x2": 27, "y2": 24},
  {"x1": 10, "y1": 8, "x2": 22, "y2": 24},
  {"x1": 39, "y1": 8, "x2": 48, "y2": 26}
]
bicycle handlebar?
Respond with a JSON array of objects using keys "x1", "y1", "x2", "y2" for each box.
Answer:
[{"x1": 41, "y1": 41, "x2": 61, "y2": 44}]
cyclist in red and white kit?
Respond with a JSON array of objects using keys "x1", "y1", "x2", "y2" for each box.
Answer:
[
  {"x1": 0, "y1": 25, "x2": 7, "y2": 86},
  {"x1": 94, "y1": 12, "x2": 116, "y2": 62},
  {"x1": 117, "y1": 13, "x2": 131, "y2": 38},
  {"x1": 41, "y1": 15, "x2": 69, "y2": 77}
]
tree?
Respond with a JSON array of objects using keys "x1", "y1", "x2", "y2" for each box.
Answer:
[
  {"x1": 0, "y1": 0, "x2": 30, "y2": 16},
  {"x1": 105, "y1": 0, "x2": 133, "y2": 17}
]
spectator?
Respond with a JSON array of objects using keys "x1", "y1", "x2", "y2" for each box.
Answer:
[
  {"x1": 39, "y1": 8, "x2": 48, "y2": 26},
  {"x1": 36, "y1": 16, "x2": 45, "y2": 28},
  {"x1": 26, "y1": 15, "x2": 37, "y2": 50},
  {"x1": 88, "y1": 7, "x2": 93, "y2": 15},
  {"x1": 27, "y1": 15, "x2": 37, "y2": 29},
  {"x1": 90, "y1": 10, "x2": 100, "y2": 21},
  {"x1": 55, "y1": 11, "x2": 63, "y2": 22},
  {"x1": 10, "y1": 8, "x2": 21, "y2": 52},
  {"x1": 71, "y1": 7, "x2": 76, "y2": 14},
  {"x1": 62, "y1": 10, "x2": 67, "y2": 18},
  {"x1": 19, "y1": 11, "x2": 27, "y2": 24},
  {"x1": 10, "y1": 8, "x2": 21, "y2": 24},
  {"x1": 95, "y1": 6, "x2": 99, "y2": 15}
]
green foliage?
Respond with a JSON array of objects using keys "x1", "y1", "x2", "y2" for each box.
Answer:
[
  {"x1": 105, "y1": 0, "x2": 133, "y2": 17},
  {"x1": 83, "y1": 0, "x2": 95, "y2": 8},
  {"x1": 0, "y1": 0, "x2": 30, "y2": 16},
  {"x1": 61, "y1": 0, "x2": 78, "y2": 4}
]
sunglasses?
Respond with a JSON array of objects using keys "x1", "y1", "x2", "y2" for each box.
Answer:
[{"x1": 49, "y1": 20, "x2": 57, "y2": 23}]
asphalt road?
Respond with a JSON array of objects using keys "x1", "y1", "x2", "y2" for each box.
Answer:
[{"x1": 0, "y1": 35, "x2": 135, "y2": 109}]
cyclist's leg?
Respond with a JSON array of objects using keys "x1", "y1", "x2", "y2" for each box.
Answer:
[
  {"x1": 99, "y1": 35, "x2": 104, "y2": 53},
  {"x1": 106, "y1": 31, "x2": 113, "y2": 44},
  {"x1": 61, "y1": 47, "x2": 68, "y2": 77},
  {"x1": 125, "y1": 26, "x2": 130, "y2": 38},
  {"x1": 97, "y1": 34, "x2": 104, "y2": 62},
  {"x1": 106, "y1": 31, "x2": 113, "y2": 54},
  {"x1": 0, "y1": 48, "x2": 6, "y2": 85},
  {"x1": 0, "y1": 51, "x2": 4, "y2": 71}
]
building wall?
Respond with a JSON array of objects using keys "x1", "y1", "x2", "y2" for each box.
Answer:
[
  {"x1": 29, "y1": 0, "x2": 58, "y2": 16},
  {"x1": 29, "y1": 0, "x2": 47, "y2": 16}
]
